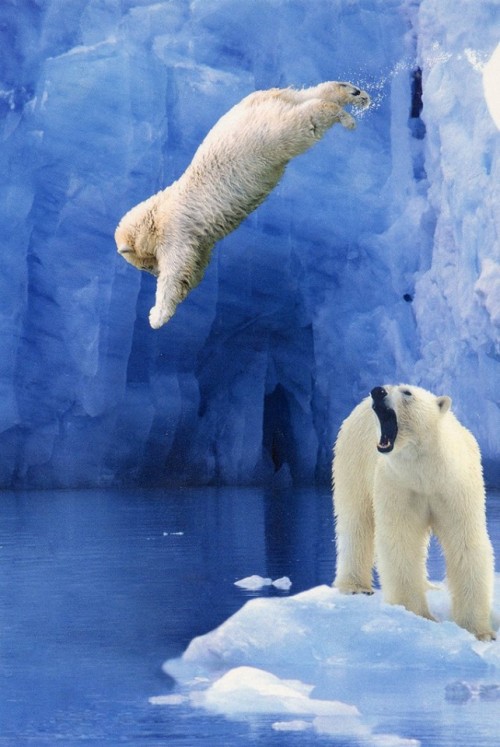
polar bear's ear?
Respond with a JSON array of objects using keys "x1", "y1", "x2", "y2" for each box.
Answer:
[{"x1": 437, "y1": 395, "x2": 452, "y2": 414}]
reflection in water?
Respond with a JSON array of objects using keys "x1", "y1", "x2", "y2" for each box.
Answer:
[{"x1": 0, "y1": 487, "x2": 498, "y2": 744}]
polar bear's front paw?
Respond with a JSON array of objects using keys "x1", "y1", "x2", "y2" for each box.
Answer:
[
  {"x1": 475, "y1": 630, "x2": 496, "y2": 642},
  {"x1": 339, "y1": 111, "x2": 356, "y2": 130},
  {"x1": 335, "y1": 579, "x2": 374, "y2": 595},
  {"x1": 149, "y1": 304, "x2": 175, "y2": 329}
]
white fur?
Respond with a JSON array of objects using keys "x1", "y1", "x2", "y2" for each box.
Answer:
[
  {"x1": 115, "y1": 82, "x2": 370, "y2": 328},
  {"x1": 332, "y1": 384, "x2": 496, "y2": 641}
]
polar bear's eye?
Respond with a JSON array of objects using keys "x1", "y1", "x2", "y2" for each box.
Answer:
[{"x1": 402, "y1": 390, "x2": 412, "y2": 397}]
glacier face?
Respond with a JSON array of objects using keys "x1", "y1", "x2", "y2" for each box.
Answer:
[{"x1": 0, "y1": 0, "x2": 498, "y2": 488}]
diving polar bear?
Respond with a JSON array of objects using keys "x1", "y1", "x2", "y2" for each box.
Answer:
[
  {"x1": 333, "y1": 384, "x2": 496, "y2": 641},
  {"x1": 115, "y1": 82, "x2": 370, "y2": 328}
]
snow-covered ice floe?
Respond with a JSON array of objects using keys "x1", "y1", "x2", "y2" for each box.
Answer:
[{"x1": 152, "y1": 579, "x2": 500, "y2": 745}]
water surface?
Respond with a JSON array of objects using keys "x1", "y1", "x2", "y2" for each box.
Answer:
[{"x1": 0, "y1": 487, "x2": 498, "y2": 745}]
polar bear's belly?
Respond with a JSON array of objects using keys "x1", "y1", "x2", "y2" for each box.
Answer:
[{"x1": 184, "y1": 161, "x2": 287, "y2": 241}]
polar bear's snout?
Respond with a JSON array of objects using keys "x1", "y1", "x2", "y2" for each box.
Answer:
[
  {"x1": 371, "y1": 386, "x2": 398, "y2": 453},
  {"x1": 358, "y1": 91, "x2": 370, "y2": 109},
  {"x1": 337, "y1": 82, "x2": 370, "y2": 109},
  {"x1": 371, "y1": 386, "x2": 387, "y2": 402},
  {"x1": 117, "y1": 243, "x2": 159, "y2": 277}
]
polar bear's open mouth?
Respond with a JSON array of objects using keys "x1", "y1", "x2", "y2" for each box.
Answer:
[
  {"x1": 374, "y1": 409, "x2": 398, "y2": 453},
  {"x1": 377, "y1": 427, "x2": 396, "y2": 452},
  {"x1": 371, "y1": 389, "x2": 398, "y2": 454}
]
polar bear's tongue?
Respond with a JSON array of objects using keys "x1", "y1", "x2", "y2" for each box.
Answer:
[{"x1": 372, "y1": 405, "x2": 398, "y2": 454}]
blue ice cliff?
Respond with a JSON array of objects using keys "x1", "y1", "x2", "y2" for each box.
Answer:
[{"x1": 0, "y1": 0, "x2": 498, "y2": 488}]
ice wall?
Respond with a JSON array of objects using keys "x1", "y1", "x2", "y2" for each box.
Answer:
[
  {"x1": 0, "y1": 0, "x2": 498, "y2": 488},
  {"x1": 414, "y1": 0, "x2": 500, "y2": 483}
]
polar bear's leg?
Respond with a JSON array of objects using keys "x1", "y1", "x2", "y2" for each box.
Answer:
[
  {"x1": 149, "y1": 243, "x2": 212, "y2": 328},
  {"x1": 293, "y1": 99, "x2": 355, "y2": 135},
  {"x1": 277, "y1": 100, "x2": 354, "y2": 159},
  {"x1": 256, "y1": 99, "x2": 354, "y2": 162},
  {"x1": 436, "y1": 518, "x2": 496, "y2": 641},
  {"x1": 333, "y1": 405, "x2": 377, "y2": 594},
  {"x1": 307, "y1": 100, "x2": 356, "y2": 132},
  {"x1": 149, "y1": 273, "x2": 179, "y2": 328},
  {"x1": 334, "y1": 497, "x2": 375, "y2": 594},
  {"x1": 374, "y1": 485, "x2": 434, "y2": 620},
  {"x1": 149, "y1": 249, "x2": 190, "y2": 328}
]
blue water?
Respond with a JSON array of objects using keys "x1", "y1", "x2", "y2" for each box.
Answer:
[{"x1": 0, "y1": 487, "x2": 499, "y2": 746}]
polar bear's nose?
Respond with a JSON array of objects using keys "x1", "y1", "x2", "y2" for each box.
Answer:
[{"x1": 371, "y1": 387, "x2": 387, "y2": 402}]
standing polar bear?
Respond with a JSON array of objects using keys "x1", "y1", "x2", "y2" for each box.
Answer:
[
  {"x1": 115, "y1": 82, "x2": 370, "y2": 328},
  {"x1": 332, "y1": 384, "x2": 496, "y2": 641}
]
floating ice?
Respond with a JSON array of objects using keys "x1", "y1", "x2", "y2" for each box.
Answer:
[
  {"x1": 159, "y1": 579, "x2": 500, "y2": 744},
  {"x1": 198, "y1": 665, "x2": 360, "y2": 717},
  {"x1": 149, "y1": 694, "x2": 188, "y2": 706},
  {"x1": 272, "y1": 576, "x2": 293, "y2": 591},
  {"x1": 234, "y1": 574, "x2": 292, "y2": 591},
  {"x1": 234, "y1": 575, "x2": 272, "y2": 590},
  {"x1": 272, "y1": 719, "x2": 310, "y2": 732}
]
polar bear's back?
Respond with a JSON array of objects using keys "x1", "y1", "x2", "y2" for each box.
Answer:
[
  {"x1": 185, "y1": 88, "x2": 322, "y2": 193},
  {"x1": 176, "y1": 91, "x2": 309, "y2": 241},
  {"x1": 198, "y1": 89, "x2": 312, "y2": 161}
]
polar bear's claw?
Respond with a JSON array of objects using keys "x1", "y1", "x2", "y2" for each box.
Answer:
[
  {"x1": 348, "y1": 590, "x2": 374, "y2": 596},
  {"x1": 336, "y1": 580, "x2": 374, "y2": 595}
]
